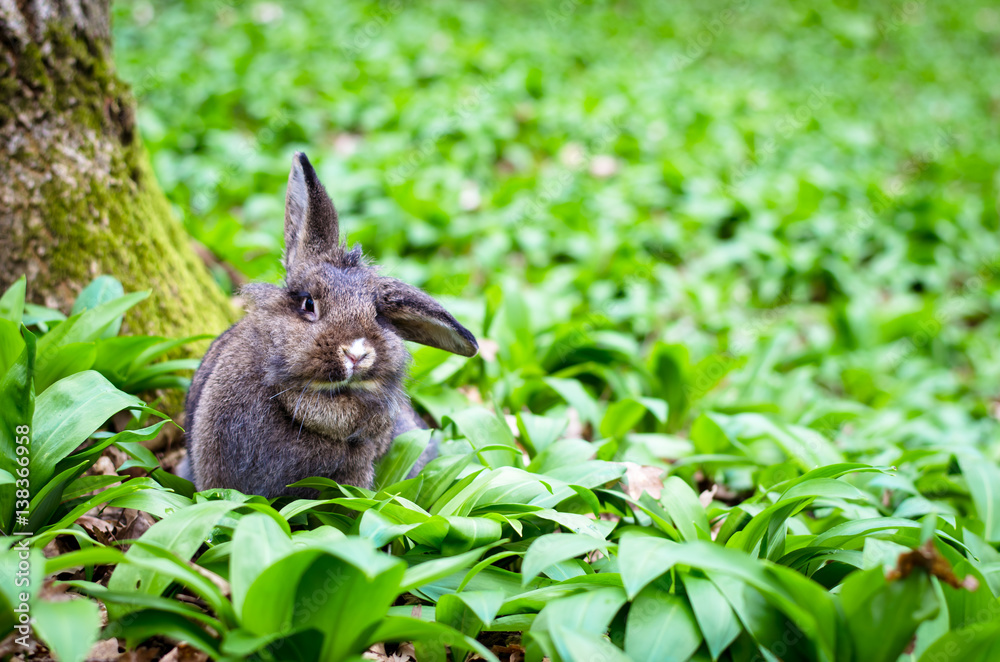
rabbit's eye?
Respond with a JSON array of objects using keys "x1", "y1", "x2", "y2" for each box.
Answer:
[{"x1": 297, "y1": 293, "x2": 317, "y2": 320}]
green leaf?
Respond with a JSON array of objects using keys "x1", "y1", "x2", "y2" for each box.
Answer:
[
  {"x1": 659, "y1": 476, "x2": 710, "y2": 542},
  {"x1": 521, "y1": 533, "x2": 608, "y2": 585},
  {"x1": 550, "y1": 625, "x2": 633, "y2": 662},
  {"x1": 840, "y1": 566, "x2": 939, "y2": 662},
  {"x1": 958, "y1": 453, "x2": 1000, "y2": 543},
  {"x1": 71, "y1": 276, "x2": 126, "y2": 338},
  {"x1": 241, "y1": 539, "x2": 406, "y2": 661},
  {"x1": 30, "y1": 370, "x2": 144, "y2": 492},
  {"x1": 531, "y1": 585, "x2": 627, "y2": 636},
  {"x1": 917, "y1": 609, "x2": 1000, "y2": 661},
  {"x1": 617, "y1": 536, "x2": 837, "y2": 658},
  {"x1": 35, "y1": 290, "x2": 148, "y2": 367},
  {"x1": 436, "y1": 590, "x2": 504, "y2": 653},
  {"x1": 230, "y1": 512, "x2": 294, "y2": 616},
  {"x1": 0, "y1": 277, "x2": 26, "y2": 326},
  {"x1": 107, "y1": 609, "x2": 221, "y2": 657},
  {"x1": 0, "y1": 326, "x2": 34, "y2": 533},
  {"x1": 445, "y1": 407, "x2": 519, "y2": 469},
  {"x1": 544, "y1": 377, "x2": 600, "y2": 429},
  {"x1": 370, "y1": 616, "x2": 500, "y2": 662},
  {"x1": 401, "y1": 546, "x2": 489, "y2": 593},
  {"x1": 624, "y1": 587, "x2": 703, "y2": 662},
  {"x1": 516, "y1": 411, "x2": 568, "y2": 457},
  {"x1": 601, "y1": 398, "x2": 650, "y2": 439},
  {"x1": 66, "y1": 580, "x2": 224, "y2": 632},
  {"x1": 106, "y1": 500, "x2": 242, "y2": 621},
  {"x1": 38, "y1": 478, "x2": 162, "y2": 534},
  {"x1": 27, "y1": 460, "x2": 89, "y2": 530},
  {"x1": 684, "y1": 574, "x2": 742, "y2": 660},
  {"x1": 376, "y1": 428, "x2": 432, "y2": 489},
  {"x1": 33, "y1": 342, "x2": 97, "y2": 393},
  {"x1": 31, "y1": 597, "x2": 100, "y2": 662},
  {"x1": 43, "y1": 547, "x2": 127, "y2": 574}
]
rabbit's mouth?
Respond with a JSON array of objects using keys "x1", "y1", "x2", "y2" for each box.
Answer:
[{"x1": 309, "y1": 379, "x2": 380, "y2": 394}]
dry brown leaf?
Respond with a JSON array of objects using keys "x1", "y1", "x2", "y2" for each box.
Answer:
[
  {"x1": 563, "y1": 408, "x2": 584, "y2": 440},
  {"x1": 458, "y1": 385, "x2": 485, "y2": 405},
  {"x1": 363, "y1": 643, "x2": 389, "y2": 661},
  {"x1": 160, "y1": 643, "x2": 208, "y2": 662},
  {"x1": 390, "y1": 642, "x2": 416, "y2": 661},
  {"x1": 477, "y1": 338, "x2": 500, "y2": 363},
  {"x1": 887, "y1": 540, "x2": 979, "y2": 591},
  {"x1": 88, "y1": 639, "x2": 120, "y2": 662},
  {"x1": 621, "y1": 462, "x2": 665, "y2": 500},
  {"x1": 493, "y1": 642, "x2": 527, "y2": 662},
  {"x1": 92, "y1": 456, "x2": 117, "y2": 476},
  {"x1": 117, "y1": 646, "x2": 161, "y2": 662},
  {"x1": 188, "y1": 562, "x2": 231, "y2": 598},
  {"x1": 117, "y1": 510, "x2": 156, "y2": 544}
]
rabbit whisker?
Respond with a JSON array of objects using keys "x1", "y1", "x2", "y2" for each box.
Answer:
[
  {"x1": 270, "y1": 384, "x2": 299, "y2": 400},
  {"x1": 294, "y1": 381, "x2": 314, "y2": 442}
]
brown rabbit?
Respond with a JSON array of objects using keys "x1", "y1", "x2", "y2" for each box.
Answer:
[{"x1": 184, "y1": 152, "x2": 478, "y2": 497}]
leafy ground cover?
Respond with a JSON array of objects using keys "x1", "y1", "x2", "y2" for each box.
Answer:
[{"x1": 4, "y1": 0, "x2": 1000, "y2": 660}]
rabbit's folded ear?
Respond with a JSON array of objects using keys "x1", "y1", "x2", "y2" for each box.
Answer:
[
  {"x1": 284, "y1": 151, "x2": 340, "y2": 269},
  {"x1": 377, "y1": 278, "x2": 479, "y2": 357}
]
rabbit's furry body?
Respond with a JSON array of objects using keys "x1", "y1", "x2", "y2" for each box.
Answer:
[{"x1": 185, "y1": 153, "x2": 476, "y2": 497}]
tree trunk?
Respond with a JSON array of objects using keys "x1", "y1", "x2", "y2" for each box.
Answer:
[{"x1": 0, "y1": 0, "x2": 235, "y2": 340}]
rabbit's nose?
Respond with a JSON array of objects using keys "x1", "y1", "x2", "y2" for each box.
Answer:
[{"x1": 342, "y1": 339, "x2": 370, "y2": 367}]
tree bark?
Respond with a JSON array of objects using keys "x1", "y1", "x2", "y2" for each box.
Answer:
[{"x1": 0, "y1": 0, "x2": 235, "y2": 340}]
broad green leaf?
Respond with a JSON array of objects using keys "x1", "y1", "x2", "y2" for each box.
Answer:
[
  {"x1": 400, "y1": 546, "x2": 488, "y2": 593},
  {"x1": 0, "y1": 277, "x2": 26, "y2": 325},
  {"x1": 624, "y1": 587, "x2": 703, "y2": 662},
  {"x1": 840, "y1": 566, "x2": 939, "y2": 662},
  {"x1": 107, "y1": 609, "x2": 221, "y2": 656},
  {"x1": 369, "y1": 616, "x2": 500, "y2": 662},
  {"x1": 106, "y1": 500, "x2": 242, "y2": 620},
  {"x1": 376, "y1": 428, "x2": 432, "y2": 489},
  {"x1": 531, "y1": 585, "x2": 627, "y2": 636},
  {"x1": 544, "y1": 377, "x2": 600, "y2": 428},
  {"x1": 0, "y1": 327, "x2": 34, "y2": 533},
  {"x1": 521, "y1": 533, "x2": 608, "y2": 585},
  {"x1": 30, "y1": 370, "x2": 144, "y2": 492},
  {"x1": 550, "y1": 625, "x2": 633, "y2": 662},
  {"x1": 445, "y1": 407, "x2": 519, "y2": 469},
  {"x1": 31, "y1": 597, "x2": 100, "y2": 662},
  {"x1": 601, "y1": 398, "x2": 650, "y2": 439},
  {"x1": 684, "y1": 574, "x2": 742, "y2": 660},
  {"x1": 231, "y1": 512, "x2": 294, "y2": 616},
  {"x1": 72, "y1": 275, "x2": 125, "y2": 315},
  {"x1": 958, "y1": 454, "x2": 1000, "y2": 543},
  {"x1": 659, "y1": 476, "x2": 710, "y2": 541},
  {"x1": 516, "y1": 411, "x2": 568, "y2": 456}
]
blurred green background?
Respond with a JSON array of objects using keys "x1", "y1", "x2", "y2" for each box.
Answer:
[{"x1": 112, "y1": 0, "x2": 1000, "y2": 476}]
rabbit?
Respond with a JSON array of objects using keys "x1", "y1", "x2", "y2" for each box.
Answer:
[{"x1": 183, "y1": 152, "x2": 478, "y2": 498}]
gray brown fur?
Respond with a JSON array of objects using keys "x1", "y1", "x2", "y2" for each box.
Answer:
[{"x1": 184, "y1": 152, "x2": 476, "y2": 498}]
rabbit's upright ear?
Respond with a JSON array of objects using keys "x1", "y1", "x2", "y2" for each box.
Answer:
[
  {"x1": 284, "y1": 151, "x2": 340, "y2": 270},
  {"x1": 377, "y1": 278, "x2": 479, "y2": 357}
]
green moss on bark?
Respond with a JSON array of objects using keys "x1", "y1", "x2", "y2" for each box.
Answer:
[{"x1": 1, "y1": 15, "x2": 238, "y2": 412}]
